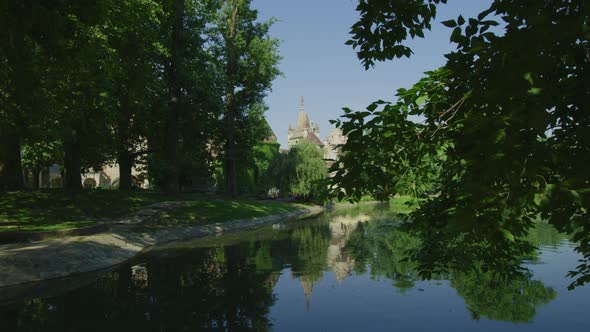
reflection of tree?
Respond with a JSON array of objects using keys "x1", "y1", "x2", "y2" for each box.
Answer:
[
  {"x1": 2, "y1": 242, "x2": 279, "y2": 331},
  {"x1": 288, "y1": 219, "x2": 330, "y2": 309},
  {"x1": 290, "y1": 222, "x2": 330, "y2": 284},
  {"x1": 0, "y1": 209, "x2": 565, "y2": 328},
  {"x1": 526, "y1": 223, "x2": 567, "y2": 249},
  {"x1": 345, "y1": 217, "x2": 558, "y2": 323},
  {"x1": 346, "y1": 220, "x2": 421, "y2": 294},
  {"x1": 451, "y1": 270, "x2": 556, "y2": 323}
]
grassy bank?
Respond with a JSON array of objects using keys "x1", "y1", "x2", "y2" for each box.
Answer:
[
  {"x1": 0, "y1": 190, "x2": 298, "y2": 233},
  {"x1": 156, "y1": 199, "x2": 300, "y2": 226}
]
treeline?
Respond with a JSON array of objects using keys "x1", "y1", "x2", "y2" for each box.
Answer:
[{"x1": 0, "y1": 0, "x2": 280, "y2": 195}]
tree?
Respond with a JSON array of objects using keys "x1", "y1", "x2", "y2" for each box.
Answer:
[
  {"x1": 0, "y1": 1, "x2": 118, "y2": 193},
  {"x1": 103, "y1": 0, "x2": 162, "y2": 191},
  {"x1": 331, "y1": 0, "x2": 590, "y2": 288},
  {"x1": 272, "y1": 142, "x2": 327, "y2": 199},
  {"x1": 211, "y1": 0, "x2": 281, "y2": 197},
  {"x1": 0, "y1": 0, "x2": 49, "y2": 190}
]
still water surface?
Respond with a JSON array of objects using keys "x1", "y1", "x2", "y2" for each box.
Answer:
[{"x1": 0, "y1": 205, "x2": 588, "y2": 331}]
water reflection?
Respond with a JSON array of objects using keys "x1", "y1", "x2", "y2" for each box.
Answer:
[{"x1": 0, "y1": 205, "x2": 586, "y2": 331}]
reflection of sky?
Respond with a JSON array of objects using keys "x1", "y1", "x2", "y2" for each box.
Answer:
[
  {"x1": 523, "y1": 242, "x2": 590, "y2": 330},
  {"x1": 271, "y1": 234, "x2": 590, "y2": 331}
]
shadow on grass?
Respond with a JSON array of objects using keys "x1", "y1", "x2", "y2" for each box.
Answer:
[{"x1": 0, "y1": 190, "x2": 204, "y2": 231}]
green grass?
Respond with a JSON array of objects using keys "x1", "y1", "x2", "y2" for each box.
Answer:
[
  {"x1": 333, "y1": 195, "x2": 417, "y2": 215},
  {"x1": 389, "y1": 196, "x2": 419, "y2": 214},
  {"x1": 159, "y1": 199, "x2": 298, "y2": 225},
  {"x1": 0, "y1": 190, "x2": 299, "y2": 233}
]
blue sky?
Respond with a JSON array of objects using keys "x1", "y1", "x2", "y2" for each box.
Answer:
[{"x1": 251, "y1": 0, "x2": 493, "y2": 148}]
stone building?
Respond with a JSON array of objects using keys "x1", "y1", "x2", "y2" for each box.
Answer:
[
  {"x1": 40, "y1": 164, "x2": 147, "y2": 189},
  {"x1": 322, "y1": 127, "x2": 347, "y2": 168},
  {"x1": 286, "y1": 96, "x2": 347, "y2": 170},
  {"x1": 287, "y1": 97, "x2": 322, "y2": 149}
]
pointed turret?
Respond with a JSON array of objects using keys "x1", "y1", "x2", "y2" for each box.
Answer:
[
  {"x1": 301, "y1": 278, "x2": 314, "y2": 311},
  {"x1": 296, "y1": 96, "x2": 310, "y2": 131}
]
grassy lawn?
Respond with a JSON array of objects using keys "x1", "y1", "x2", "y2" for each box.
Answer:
[
  {"x1": 348, "y1": 195, "x2": 418, "y2": 214},
  {"x1": 0, "y1": 190, "x2": 298, "y2": 233},
  {"x1": 158, "y1": 199, "x2": 299, "y2": 225},
  {"x1": 389, "y1": 195, "x2": 419, "y2": 214}
]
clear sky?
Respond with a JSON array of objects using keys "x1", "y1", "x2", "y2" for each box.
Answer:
[{"x1": 251, "y1": 0, "x2": 493, "y2": 148}]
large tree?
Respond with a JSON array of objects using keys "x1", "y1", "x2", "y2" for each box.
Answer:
[
  {"x1": 0, "y1": 0, "x2": 47, "y2": 190},
  {"x1": 1, "y1": 1, "x2": 115, "y2": 192},
  {"x1": 103, "y1": 0, "x2": 162, "y2": 191},
  {"x1": 211, "y1": 0, "x2": 281, "y2": 197},
  {"x1": 330, "y1": 0, "x2": 590, "y2": 288}
]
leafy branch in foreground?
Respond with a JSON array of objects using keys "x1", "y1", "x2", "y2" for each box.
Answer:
[{"x1": 332, "y1": 0, "x2": 590, "y2": 289}]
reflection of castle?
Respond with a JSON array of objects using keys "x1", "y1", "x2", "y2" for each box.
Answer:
[
  {"x1": 297, "y1": 212, "x2": 369, "y2": 309},
  {"x1": 287, "y1": 97, "x2": 347, "y2": 167},
  {"x1": 326, "y1": 214, "x2": 368, "y2": 282}
]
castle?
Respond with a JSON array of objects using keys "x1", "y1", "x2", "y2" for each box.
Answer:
[
  {"x1": 287, "y1": 97, "x2": 322, "y2": 149},
  {"x1": 287, "y1": 97, "x2": 347, "y2": 167}
]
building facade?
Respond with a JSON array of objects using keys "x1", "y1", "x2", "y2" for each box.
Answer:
[
  {"x1": 322, "y1": 127, "x2": 347, "y2": 168},
  {"x1": 40, "y1": 164, "x2": 148, "y2": 189}
]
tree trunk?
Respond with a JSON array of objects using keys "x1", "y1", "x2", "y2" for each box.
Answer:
[
  {"x1": 41, "y1": 166, "x2": 50, "y2": 189},
  {"x1": 0, "y1": 130, "x2": 23, "y2": 191},
  {"x1": 163, "y1": 0, "x2": 184, "y2": 195},
  {"x1": 32, "y1": 164, "x2": 40, "y2": 190},
  {"x1": 116, "y1": 95, "x2": 134, "y2": 191},
  {"x1": 224, "y1": 157, "x2": 238, "y2": 197},
  {"x1": 23, "y1": 168, "x2": 31, "y2": 189},
  {"x1": 118, "y1": 151, "x2": 133, "y2": 191},
  {"x1": 64, "y1": 137, "x2": 82, "y2": 193}
]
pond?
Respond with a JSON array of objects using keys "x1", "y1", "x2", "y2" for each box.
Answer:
[{"x1": 0, "y1": 205, "x2": 588, "y2": 331}]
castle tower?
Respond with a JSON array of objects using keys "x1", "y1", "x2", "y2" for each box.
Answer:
[
  {"x1": 301, "y1": 278, "x2": 314, "y2": 311},
  {"x1": 287, "y1": 96, "x2": 323, "y2": 149}
]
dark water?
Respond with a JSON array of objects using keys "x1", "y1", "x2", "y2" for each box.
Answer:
[{"x1": 0, "y1": 205, "x2": 588, "y2": 331}]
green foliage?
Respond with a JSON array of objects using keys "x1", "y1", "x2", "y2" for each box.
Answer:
[
  {"x1": 210, "y1": 0, "x2": 282, "y2": 196},
  {"x1": 0, "y1": 0, "x2": 281, "y2": 195},
  {"x1": 268, "y1": 142, "x2": 327, "y2": 199},
  {"x1": 348, "y1": 0, "x2": 448, "y2": 69},
  {"x1": 334, "y1": 0, "x2": 590, "y2": 288},
  {"x1": 288, "y1": 143, "x2": 327, "y2": 199},
  {"x1": 251, "y1": 141, "x2": 280, "y2": 191}
]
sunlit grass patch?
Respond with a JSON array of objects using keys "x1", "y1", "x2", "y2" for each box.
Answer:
[{"x1": 161, "y1": 199, "x2": 298, "y2": 225}]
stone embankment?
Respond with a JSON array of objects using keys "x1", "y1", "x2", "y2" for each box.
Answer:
[{"x1": 0, "y1": 203, "x2": 324, "y2": 288}]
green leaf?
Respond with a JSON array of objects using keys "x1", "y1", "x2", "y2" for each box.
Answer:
[
  {"x1": 501, "y1": 229, "x2": 515, "y2": 242},
  {"x1": 523, "y1": 72, "x2": 534, "y2": 85},
  {"x1": 458, "y1": 15, "x2": 465, "y2": 25},
  {"x1": 527, "y1": 87, "x2": 542, "y2": 95},
  {"x1": 441, "y1": 20, "x2": 457, "y2": 28},
  {"x1": 415, "y1": 95, "x2": 429, "y2": 106},
  {"x1": 450, "y1": 27, "x2": 462, "y2": 43},
  {"x1": 367, "y1": 103, "x2": 379, "y2": 112},
  {"x1": 477, "y1": 8, "x2": 495, "y2": 20}
]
